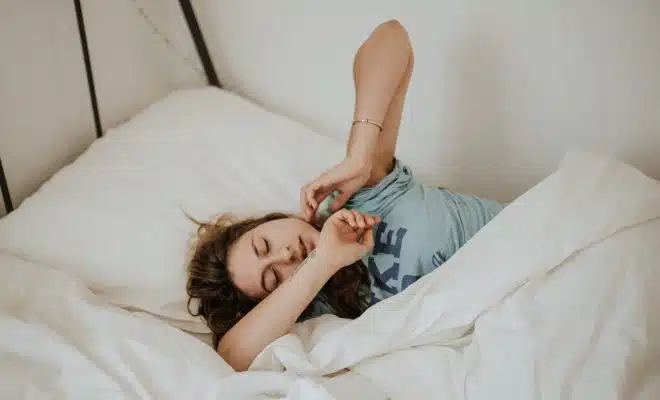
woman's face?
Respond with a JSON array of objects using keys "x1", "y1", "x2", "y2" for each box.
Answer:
[{"x1": 227, "y1": 217, "x2": 320, "y2": 299}]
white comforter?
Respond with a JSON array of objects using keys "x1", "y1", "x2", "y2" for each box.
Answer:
[{"x1": 1, "y1": 150, "x2": 659, "y2": 399}]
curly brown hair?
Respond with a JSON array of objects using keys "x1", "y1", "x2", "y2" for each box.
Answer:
[{"x1": 185, "y1": 212, "x2": 370, "y2": 348}]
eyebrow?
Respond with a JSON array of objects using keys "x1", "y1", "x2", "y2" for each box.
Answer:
[{"x1": 253, "y1": 234, "x2": 269, "y2": 294}]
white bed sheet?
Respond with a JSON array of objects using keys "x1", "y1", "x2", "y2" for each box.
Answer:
[
  {"x1": 1, "y1": 150, "x2": 659, "y2": 399},
  {"x1": 0, "y1": 254, "x2": 390, "y2": 399},
  {"x1": 250, "y1": 150, "x2": 660, "y2": 399}
]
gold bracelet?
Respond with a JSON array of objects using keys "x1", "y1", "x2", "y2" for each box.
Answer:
[{"x1": 352, "y1": 119, "x2": 383, "y2": 132}]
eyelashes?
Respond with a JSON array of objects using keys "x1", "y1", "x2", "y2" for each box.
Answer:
[
  {"x1": 253, "y1": 237, "x2": 270, "y2": 257},
  {"x1": 263, "y1": 238, "x2": 270, "y2": 255}
]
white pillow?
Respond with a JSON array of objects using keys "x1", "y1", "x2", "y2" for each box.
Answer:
[{"x1": 0, "y1": 87, "x2": 345, "y2": 333}]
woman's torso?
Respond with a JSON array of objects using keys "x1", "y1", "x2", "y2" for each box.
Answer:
[
  {"x1": 342, "y1": 160, "x2": 504, "y2": 305},
  {"x1": 308, "y1": 159, "x2": 504, "y2": 317}
]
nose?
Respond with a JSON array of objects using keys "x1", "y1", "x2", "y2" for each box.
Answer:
[
  {"x1": 266, "y1": 246, "x2": 302, "y2": 279},
  {"x1": 269, "y1": 245, "x2": 298, "y2": 265}
]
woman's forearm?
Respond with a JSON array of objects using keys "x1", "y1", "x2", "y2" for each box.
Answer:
[
  {"x1": 347, "y1": 20, "x2": 412, "y2": 164},
  {"x1": 216, "y1": 251, "x2": 334, "y2": 372}
]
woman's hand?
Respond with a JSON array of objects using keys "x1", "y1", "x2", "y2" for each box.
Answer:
[
  {"x1": 315, "y1": 209, "x2": 380, "y2": 272},
  {"x1": 300, "y1": 157, "x2": 372, "y2": 222}
]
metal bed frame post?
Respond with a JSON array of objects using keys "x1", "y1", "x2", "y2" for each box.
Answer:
[
  {"x1": 0, "y1": 158, "x2": 12, "y2": 214},
  {"x1": 179, "y1": 0, "x2": 221, "y2": 88},
  {"x1": 74, "y1": 0, "x2": 103, "y2": 140},
  {"x1": 0, "y1": 0, "x2": 220, "y2": 215}
]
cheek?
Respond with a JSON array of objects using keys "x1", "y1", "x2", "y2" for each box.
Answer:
[
  {"x1": 279, "y1": 262, "x2": 301, "y2": 281},
  {"x1": 226, "y1": 265, "x2": 247, "y2": 295},
  {"x1": 306, "y1": 228, "x2": 320, "y2": 247},
  {"x1": 226, "y1": 250, "x2": 260, "y2": 298},
  {"x1": 301, "y1": 223, "x2": 320, "y2": 238}
]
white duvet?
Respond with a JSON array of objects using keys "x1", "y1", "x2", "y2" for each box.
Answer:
[{"x1": 2, "y1": 150, "x2": 660, "y2": 399}]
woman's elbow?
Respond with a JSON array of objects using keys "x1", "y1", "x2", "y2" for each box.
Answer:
[
  {"x1": 377, "y1": 20, "x2": 411, "y2": 48},
  {"x1": 217, "y1": 341, "x2": 252, "y2": 372},
  {"x1": 380, "y1": 19, "x2": 404, "y2": 32}
]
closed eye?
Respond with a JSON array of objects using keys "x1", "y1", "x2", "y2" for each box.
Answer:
[
  {"x1": 251, "y1": 236, "x2": 260, "y2": 257},
  {"x1": 252, "y1": 235, "x2": 270, "y2": 258},
  {"x1": 252, "y1": 235, "x2": 270, "y2": 257}
]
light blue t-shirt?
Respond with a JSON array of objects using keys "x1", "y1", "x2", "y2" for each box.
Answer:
[{"x1": 307, "y1": 159, "x2": 504, "y2": 317}]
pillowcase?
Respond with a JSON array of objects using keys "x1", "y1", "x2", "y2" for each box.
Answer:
[{"x1": 0, "y1": 87, "x2": 345, "y2": 333}]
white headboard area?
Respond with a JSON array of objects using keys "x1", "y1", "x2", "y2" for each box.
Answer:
[
  {"x1": 0, "y1": 0, "x2": 205, "y2": 216},
  {"x1": 1, "y1": 0, "x2": 659, "y2": 215}
]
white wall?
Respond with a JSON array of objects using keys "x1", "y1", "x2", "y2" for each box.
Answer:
[
  {"x1": 0, "y1": 0, "x2": 94, "y2": 215},
  {"x1": 0, "y1": 0, "x2": 204, "y2": 215},
  {"x1": 196, "y1": 0, "x2": 660, "y2": 202},
  {"x1": 83, "y1": 0, "x2": 205, "y2": 129}
]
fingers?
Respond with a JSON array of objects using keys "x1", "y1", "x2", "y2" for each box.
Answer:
[
  {"x1": 300, "y1": 158, "x2": 371, "y2": 221},
  {"x1": 300, "y1": 183, "x2": 328, "y2": 222},
  {"x1": 300, "y1": 185, "x2": 314, "y2": 221},
  {"x1": 353, "y1": 210, "x2": 380, "y2": 227},
  {"x1": 305, "y1": 183, "x2": 320, "y2": 210},
  {"x1": 302, "y1": 185, "x2": 317, "y2": 221},
  {"x1": 334, "y1": 209, "x2": 380, "y2": 230},
  {"x1": 360, "y1": 226, "x2": 375, "y2": 250},
  {"x1": 364, "y1": 213, "x2": 379, "y2": 226},
  {"x1": 335, "y1": 209, "x2": 358, "y2": 228},
  {"x1": 353, "y1": 211, "x2": 368, "y2": 229}
]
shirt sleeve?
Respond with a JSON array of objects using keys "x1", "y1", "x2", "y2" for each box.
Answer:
[
  {"x1": 344, "y1": 159, "x2": 415, "y2": 217},
  {"x1": 315, "y1": 159, "x2": 415, "y2": 220}
]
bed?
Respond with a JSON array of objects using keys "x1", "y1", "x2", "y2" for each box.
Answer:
[{"x1": 1, "y1": 3, "x2": 659, "y2": 400}]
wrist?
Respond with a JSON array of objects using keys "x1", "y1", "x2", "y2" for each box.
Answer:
[
  {"x1": 352, "y1": 118, "x2": 383, "y2": 133},
  {"x1": 282, "y1": 251, "x2": 336, "y2": 295},
  {"x1": 346, "y1": 122, "x2": 380, "y2": 165},
  {"x1": 344, "y1": 153, "x2": 374, "y2": 178},
  {"x1": 311, "y1": 248, "x2": 344, "y2": 275}
]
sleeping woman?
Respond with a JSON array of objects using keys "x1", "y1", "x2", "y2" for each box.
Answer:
[{"x1": 185, "y1": 20, "x2": 504, "y2": 371}]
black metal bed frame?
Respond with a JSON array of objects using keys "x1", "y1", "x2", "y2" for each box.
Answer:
[{"x1": 0, "y1": 0, "x2": 220, "y2": 215}]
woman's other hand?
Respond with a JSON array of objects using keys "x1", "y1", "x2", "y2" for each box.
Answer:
[
  {"x1": 315, "y1": 209, "x2": 379, "y2": 272},
  {"x1": 300, "y1": 157, "x2": 372, "y2": 222}
]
